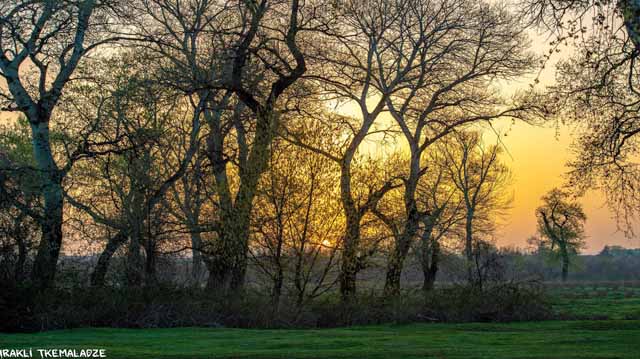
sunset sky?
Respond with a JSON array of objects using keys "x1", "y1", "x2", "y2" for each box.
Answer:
[
  {"x1": 337, "y1": 29, "x2": 640, "y2": 254},
  {"x1": 484, "y1": 32, "x2": 640, "y2": 254},
  {"x1": 2, "y1": 29, "x2": 639, "y2": 255},
  {"x1": 492, "y1": 118, "x2": 640, "y2": 253},
  {"x1": 341, "y1": 106, "x2": 640, "y2": 254}
]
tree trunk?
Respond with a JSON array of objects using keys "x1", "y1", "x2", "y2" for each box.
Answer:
[
  {"x1": 383, "y1": 151, "x2": 421, "y2": 296},
  {"x1": 339, "y1": 208, "x2": 360, "y2": 301},
  {"x1": 560, "y1": 245, "x2": 569, "y2": 282},
  {"x1": 230, "y1": 241, "x2": 249, "y2": 290},
  {"x1": 205, "y1": 257, "x2": 233, "y2": 292},
  {"x1": 464, "y1": 211, "x2": 475, "y2": 285},
  {"x1": 272, "y1": 266, "x2": 283, "y2": 310},
  {"x1": 383, "y1": 247, "x2": 403, "y2": 297},
  {"x1": 384, "y1": 210, "x2": 420, "y2": 296},
  {"x1": 13, "y1": 214, "x2": 27, "y2": 282},
  {"x1": 126, "y1": 227, "x2": 144, "y2": 286},
  {"x1": 91, "y1": 231, "x2": 127, "y2": 286},
  {"x1": 293, "y1": 238, "x2": 307, "y2": 307},
  {"x1": 422, "y1": 241, "x2": 439, "y2": 292},
  {"x1": 420, "y1": 217, "x2": 440, "y2": 292},
  {"x1": 144, "y1": 239, "x2": 157, "y2": 286},
  {"x1": 271, "y1": 217, "x2": 285, "y2": 309},
  {"x1": 190, "y1": 231, "x2": 205, "y2": 285},
  {"x1": 205, "y1": 205, "x2": 251, "y2": 293},
  {"x1": 29, "y1": 122, "x2": 63, "y2": 290},
  {"x1": 204, "y1": 108, "x2": 276, "y2": 293}
]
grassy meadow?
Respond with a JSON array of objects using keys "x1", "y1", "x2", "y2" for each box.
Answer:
[
  {"x1": 2, "y1": 282, "x2": 640, "y2": 359},
  {"x1": 1, "y1": 321, "x2": 639, "y2": 359}
]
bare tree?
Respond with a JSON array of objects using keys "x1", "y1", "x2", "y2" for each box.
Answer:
[
  {"x1": 375, "y1": 0, "x2": 536, "y2": 296},
  {"x1": 167, "y1": 152, "x2": 209, "y2": 285},
  {"x1": 522, "y1": 0, "x2": 640, "y2": 52},
  {"x1": 415, "y1": 150, "x2": 464, "y2": 291},
  {"x1": 443, "y1": 132, "x2": 511, "y2": 285},
  {"x1": 536, "y1": 188, "x2": 586, "y2": 281},
  {"x1": 301, "y1": 0, "x2": 541, "y2": 299},
  {"x1": 251, "y1": 139, "x2": 340, "y2": 309},
  {"x1": 303, "y1": 0, "x2": 444, "y2": 300}
]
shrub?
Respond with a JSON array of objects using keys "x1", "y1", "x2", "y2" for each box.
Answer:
[{"x1": 0, "y1": 281, "x2": 552, "y2": 332}]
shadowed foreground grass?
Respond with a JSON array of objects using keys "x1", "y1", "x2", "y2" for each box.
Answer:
[{"x1": 2, "y1": 320, "x2": 639, "y2": 359}]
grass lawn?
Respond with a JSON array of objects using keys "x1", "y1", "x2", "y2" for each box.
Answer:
[
  {"x1": 550, "y1": 283, "x2": 640, "y2": 320},
  {"x1": 3, "y1": 283, "x2": 640, "y2": 358},
  {"x1": 2, "y1": 320, "x2": 640, "y2": 359}
]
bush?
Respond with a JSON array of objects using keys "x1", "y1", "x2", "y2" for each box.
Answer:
[{"x1": 0, "y1": 281, "x2": 552, "y2": 332}]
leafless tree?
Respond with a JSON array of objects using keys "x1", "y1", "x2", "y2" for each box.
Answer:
[
  {"x1": 251, "y1": 140, "x2": 340, "y2": 309},
  {"x1": 443, "y1": 132, "x2": 511, "y2": 285},
  {"x1": 372, "y1": 0, "x2": 536, "y2": 296},
  {"x1": 302, "y1": 0, "x2": 435, "y2": 300},
  {"x1": 167, "y1": 152, "x2": 210, "y2": 285},
  {"x1": 415, "y1": 150, "x2": 465, "y2": 291}
]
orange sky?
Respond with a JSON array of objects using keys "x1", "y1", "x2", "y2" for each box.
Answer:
[
  {"x1": 486, "y1": 29, "x2": 640, "y2": 253},
  {"x1": 490, "y1": 118, "x2": 640, "y2": 253},
  {"x1": 336, "y1": 28, "x2": 640, "y2": 254},
  {"x1": 338, "y1": 104, "x2": 640, "y2": 254}
]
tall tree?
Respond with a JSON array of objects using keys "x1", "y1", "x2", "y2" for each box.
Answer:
[
  {"x1": 202, "y1": 0, "x2": 309, "y2": 291},
  {"x1": 306, "y1": 0, "x2": 445, "y2": 300},
  {"x1": 378, "y1": 0, "x2": 535, "y2": 296},
  {"x1": 0, "y1": 0, "x2": 127, "y2": 288},
  {"x1": 132, "y1": 0, "x2": 229, "y2": 287},
  {"x1": 63, "y1": 53, "x2": 200, "y2": 286},
  {"x1": 251, "y1": 139, "x2": 341, "y2": 309},
  {"x1": 135, "y1": 0, "x2": 312, "y2": 291},
  {"x1": 444, "y1": 132, "x2": 511, "y2": 285},
  {"x1": 536, "y1": 188, "x2": 586, "y2": 281},
  {"x1": 415, "y1": 149, "x2": 464, "y2": 292}
]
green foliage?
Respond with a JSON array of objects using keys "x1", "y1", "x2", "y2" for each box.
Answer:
[
  {"x1": 0, "y1": 117, "x2": 34, "y2": 166},
  {"x1": 0, "y1": 117, "x2": 42, "y2": 204}
]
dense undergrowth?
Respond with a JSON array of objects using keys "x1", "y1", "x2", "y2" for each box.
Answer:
[{"x1": 0, "y1": 282, "x2": 551, "y2": 332}]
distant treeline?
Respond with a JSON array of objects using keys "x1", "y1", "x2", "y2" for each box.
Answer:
[{"x1": 356, "y1": 246, "x2": 640, "y2": 287}]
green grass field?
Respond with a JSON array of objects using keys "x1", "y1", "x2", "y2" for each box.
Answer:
[
  {"x1": 2, "y1": 321, "x2": 639, "y2": 358},
  {"x1": 2, "y1": 283, "x2": 640, "y2": 359},
  {"x1": 550, "y1": 282, "x2": 640, "y2": 320}
]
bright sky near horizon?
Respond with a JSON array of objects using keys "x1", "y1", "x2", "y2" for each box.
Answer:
[
  {"x1": 480, "y1": 31, "x2": 640, "y2": 254},
  {"x1": 492, "y1": 118, "x2": 640, "y2": 253},
  {"x1": 335, "y1": 27, "x2": 640, "y2": 254}
]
